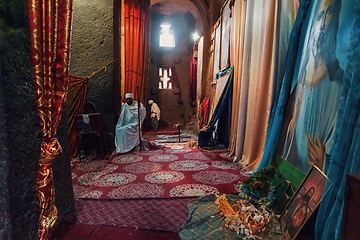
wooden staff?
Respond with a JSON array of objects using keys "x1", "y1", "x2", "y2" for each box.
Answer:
[{"x1": 137, "y1": 86, "x2": 142, "y2": 153}]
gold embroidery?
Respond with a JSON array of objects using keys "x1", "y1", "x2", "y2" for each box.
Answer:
[{"x1": 28, "y1": 0, "x2": 73, "y2": 239}]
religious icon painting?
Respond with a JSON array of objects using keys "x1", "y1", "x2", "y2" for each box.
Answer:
[{"x1": 280, "y1": 165, "x2": 332, "y2": 240}]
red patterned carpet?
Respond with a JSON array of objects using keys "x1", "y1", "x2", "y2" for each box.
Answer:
[
  {"x1": 54, "y1": 223, "x2": 180, "y2": 240},
  {"x1": 62, "y1": 198, "x2": 192, "y2": 232},
  {"x1": 71, "y1": 143, "x2": 245, "y2": 200},
  {"x1": 59, "y1": 143, "x2": 246, "y2": 239}
]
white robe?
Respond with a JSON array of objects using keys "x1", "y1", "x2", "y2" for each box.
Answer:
[
  {"x1": 150, "y1": 102, "x2": 161, "y2": 121},
  {"x1": 115, "y1": 101, "x2": 146, "y2": 154}
]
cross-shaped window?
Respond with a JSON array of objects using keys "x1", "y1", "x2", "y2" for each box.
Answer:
[{"x1": 159, "y1": 67, "x2": 172, "y2": 89}]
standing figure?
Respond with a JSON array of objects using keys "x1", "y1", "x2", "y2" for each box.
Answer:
[
  {"x1": 115, "y1": 93, "x2": 146, "y2": 154},
  {"x1": 148, "y1": 100, "x2": 161, "y2": 131}
]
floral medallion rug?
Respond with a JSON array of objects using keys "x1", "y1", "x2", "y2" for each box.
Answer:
[{"x1": 71, "y1": 143, "x2": 246, "y2": 200}]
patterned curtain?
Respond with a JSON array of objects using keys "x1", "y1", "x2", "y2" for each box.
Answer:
[
  {"x1": 66, "y1": 75, "x2": 88, "y2": 159},
  {"x1": 121, "y1": 0, "x2": 150, "y2": 103},
  {"x1": 27, "y1": 0, "x2": 73, "y2": 239}
]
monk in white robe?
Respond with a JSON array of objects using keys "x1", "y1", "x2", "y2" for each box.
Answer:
[
  {"x1": 115, "y1": 93, "x2": 146, "y2": 154},
  {"x1": 148, "y1": 100, "x2": 161, "y2": 131}
]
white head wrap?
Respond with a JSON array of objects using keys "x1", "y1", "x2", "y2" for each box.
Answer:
[
  {"x1": 148, "y1": 100, "x2": 153, "y2": 105},
  {"x1": 125, "y1": 93, "x2": 133, "y2": 99}
]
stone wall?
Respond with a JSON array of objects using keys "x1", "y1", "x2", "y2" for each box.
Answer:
[
  {"x1": 147, "y1": 11, "x2": 196, "y2": 124},
  {"x1": 70, "y1": 0, "x2": 117, "y2": 134},
  {"x1": 0, "y1": 1, "x2": 73, "y2": 239}
]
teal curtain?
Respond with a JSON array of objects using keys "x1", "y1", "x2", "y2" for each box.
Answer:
[
  {"x1": 256, "y1": 0, "x2": 311, "y2": 170},
  {"x1": 257, "y1": 0, "x2": 360, "y2": 239},
  {"x1": 315, "y1": 2, "x2": 360, "y2": 238}
]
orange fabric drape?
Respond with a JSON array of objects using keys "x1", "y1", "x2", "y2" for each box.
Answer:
[
  {"x1": 229, "y1": 0, "x2": 247, "y2": 157},
  {"x1": 228, "y1": 0, "x2": 279, "y2": 171},
  {"x1": 66, "y1": 75, "x2": 88, "y2": 159},
  {"x1": 27, "y1": 0, "x2": 73, "y2": 239},
  {"x1": 121, "y1": 0, "x2": 150, "y2": 103}
]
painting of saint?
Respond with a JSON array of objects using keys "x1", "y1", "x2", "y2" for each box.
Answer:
[
  {"x1": 280, "y1": 165, "x2": 331, "y2": 239},
  {"x1": 281, "y1": 0, "x2": 344, "y2": 173}
]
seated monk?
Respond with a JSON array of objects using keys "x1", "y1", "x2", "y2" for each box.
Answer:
[{"x1": 115, "y1": 93, "x2": 146, "y2": 154}]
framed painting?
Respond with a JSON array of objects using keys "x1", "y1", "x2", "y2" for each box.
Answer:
[
  {"x1": 280, "y1": 165, "x2": 331, "y2": 240},
  {"x1": 219, "y1": 0, "x2": 230, "y2": 70},
  {"x1": 213, "y1": 19, "x2": 222, "y2": 81}
]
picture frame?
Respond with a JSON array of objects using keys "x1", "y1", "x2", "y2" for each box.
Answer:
[
  {"x1": 212, "y1": 19, "x2": 221, "y2": 81},
  {"x1": 219, "y1": 0, "x2": 230, "y2": 70},
  {"x1": 280, "y1": 165, "x2": 332, "y2": 240}
]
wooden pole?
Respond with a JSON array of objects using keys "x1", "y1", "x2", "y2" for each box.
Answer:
[{"x1": 137, "y1": 86, "x2": 142, "y2": 152}]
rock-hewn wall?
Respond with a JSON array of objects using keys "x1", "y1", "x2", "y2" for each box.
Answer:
[
  {"x1": 0, "y1": 1, "x2": 73, "y2": 239},
  {"x1": 147, "y1": 12, "x2": 196, "y2": 124},
  {"x1": 70, "y1": 0, "x2": 117, "y2": 134}
]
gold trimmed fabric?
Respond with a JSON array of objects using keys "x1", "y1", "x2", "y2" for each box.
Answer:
[
  {"x1": 27, "y1": 0, "x2": 73, "y2": 239},
  {"x1": 66, "y1": 75, "x2": 88, "y2": 159}
]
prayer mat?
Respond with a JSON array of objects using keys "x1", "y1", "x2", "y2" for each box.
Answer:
[
  {"x1": 178, "y1": 194, "x2": 284, "y2": 240},
  {"x1": 71, "y1": 143, "x2": 246, "y2": 200}
]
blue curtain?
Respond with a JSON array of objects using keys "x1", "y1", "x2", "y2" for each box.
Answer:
[
  {"x1": 256, "y1": 0, "x2": 311, "y2": 171},
  {"x1": 208, "y1": 66, "x2": 234, "y2": 131},
  {"x1": 198, "y1": 67, "x2": 233, "y2": 147},
  {"x1": 255, "y1": 0, "x2": 360, "y2": 238},
  {"x1": 315, "y1": 2, "x2": 360, "y2": 238}
]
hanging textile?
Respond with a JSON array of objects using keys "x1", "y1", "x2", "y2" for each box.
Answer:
[
  {"x1": 228, "y1": 0, "x2": 246, "y2": 157},
  {"x1": 66, "y1": 75, "x2": 88, "y2": 159},
  {"x1": 121, "y1": 0, "x2": 150, "y2": 103},
  {"x1": 278, "y1": 0, "x2": 344, "y2": 173},
  {"x1": 66, "y1": 59, "x2": 116, "y2": 159},
  {"x1": 271, "y1": 0, "x2": 300, "y2": 106},
  {"x1": 314, "y1": 1, "x2": 360, "y2": 239},
  {"x1": 256, "y1": 0, "x2": 360, "y2": 238},
  {"x1": 197, "y1": 97, "x2": 210, "y2": 130},
  {"x1": 190, "y1": 43, "x2": 198, "y2": 107},
  {"x1": 198, "y1": 67, "x2": 233, "y2": 147},
  {"x1": 27, "y1": 0, "x2": 73, "y2": 239},
  {"x1": 170, "y1": 66, "x2": 183, "y2": 105},
  {"x1": 228, "y1": 0, "x2": 280, "y2": 170},
  {"x1": 256, "y1": 0, "x2": 311, "y2": 171}
]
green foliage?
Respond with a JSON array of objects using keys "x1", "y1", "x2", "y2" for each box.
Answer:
[{"x1": 239, "y1": 166, "x2": 285, "y2": 200}]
